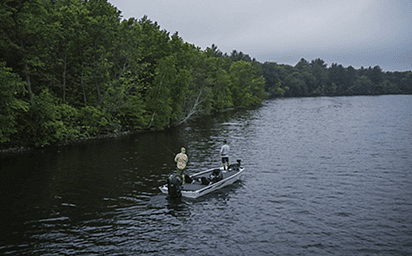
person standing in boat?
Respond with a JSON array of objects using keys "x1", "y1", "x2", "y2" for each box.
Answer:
[
  {"x1": 220, "y1": 140, "x2": 230, "y2": 170},
  {"x1": 175, "y1": 147, "x2": 188, "y2": 184}
]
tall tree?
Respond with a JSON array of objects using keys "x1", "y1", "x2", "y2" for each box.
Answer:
[
  {"x1": 400, "y1": 72, "x2": 412, "y2": 94},
  {"x1": 229, "y1": 60, "x2": 266, "y2": 106},
  {"x1": 366, "y1": 65, "x2": 384, "y2": 86},
  {"x1": 1, "y1": 0, "x2": 48, "y2": 103},
  {"x1": 145, "y1": 55, "x2": 176, "y2": 129},
  {"x1": 310, "y1": 58, "x2": 328, "y2": 95},
  {"x1": 0, "y1": 62, "x2": 29, "y2": 143},
  {"x1": 329, "y1": 63, "x2": 347, "y2": 95}
]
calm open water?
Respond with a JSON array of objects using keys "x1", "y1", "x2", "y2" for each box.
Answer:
[{"x1": 1, "y1": 95, "x2": 411, "y2": 255}]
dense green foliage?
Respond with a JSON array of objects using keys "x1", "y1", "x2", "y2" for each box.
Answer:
[
  {"x1": 260, "y1": 58, "x2": 412, "y2": 98},
  {"x1": 0, "y1": 0, "x2": 411, "y2": 148},
  {"x1": 0, "y1": 0, "x2": 266, "y2": 147}
]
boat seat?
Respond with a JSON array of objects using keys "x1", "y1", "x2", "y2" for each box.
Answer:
[
  {"x1": 209, "y1": 169, "x2": 223, "y2": 182},
  {"x1": 201, "y1": 177, "x2": 210, "y2": 185}
]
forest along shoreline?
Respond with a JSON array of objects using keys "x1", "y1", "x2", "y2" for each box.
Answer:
[
  {"x1": 0, "y1": 130, "x2": 132, "y2": 156},
  {"x1": 1, "y1": 0, "x2": 411, "y2": 154},
  {"x1": 0, "y1": 106, "x2": 241, "y2": 156}
]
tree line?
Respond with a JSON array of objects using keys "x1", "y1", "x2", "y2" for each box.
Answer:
[
  {"x1": 1, "y1": 0, "x2": 411, "y2": 148},
  {"x1": 0, "y1": 0, "x2": 266, "y2": 147},
  {"x1": 260, "y1": 58, "x2": 412, "y2": 98}
]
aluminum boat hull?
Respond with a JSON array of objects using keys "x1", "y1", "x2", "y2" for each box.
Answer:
[{"x1": 159, "y1": 166, "x2": 244, "y2": 199}]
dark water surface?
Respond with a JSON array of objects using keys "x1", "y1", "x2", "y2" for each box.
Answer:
[{"x1": 1, "y1": 95, "x2": 411, "y2": 255}]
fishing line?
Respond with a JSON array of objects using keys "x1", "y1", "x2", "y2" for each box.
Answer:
[{"x1": 157, "y1": 139, "x2": 175, "y2": 156}]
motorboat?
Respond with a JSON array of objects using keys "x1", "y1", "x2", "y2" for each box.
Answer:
[{"x1": 159, "y1": 159, "x2": 244, "y2": 199}]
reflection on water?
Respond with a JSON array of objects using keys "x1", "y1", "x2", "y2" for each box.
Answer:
[{"x1": 1, "y1": 95, "x2": 412, "y2": 255}]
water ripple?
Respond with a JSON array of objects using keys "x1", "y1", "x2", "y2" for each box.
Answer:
[{"x1": 1, "y1": 96, "x2": 412, "y2": 255}]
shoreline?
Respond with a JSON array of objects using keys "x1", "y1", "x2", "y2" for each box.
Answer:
[
  {"x1": 0, "y1": 130, "x2": 136, "y2": 157},
  {"x1": 0, "y1": 105, "x2": 259, "y2": 157}
]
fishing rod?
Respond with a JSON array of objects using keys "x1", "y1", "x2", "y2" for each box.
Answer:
[{"x1": 157, "y1": 139, "x2": 175, "y2": 156}]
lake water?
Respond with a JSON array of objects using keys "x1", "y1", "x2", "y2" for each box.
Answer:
[{"x1": 1, "y1": 95, "x2": 411, "y2": 255}]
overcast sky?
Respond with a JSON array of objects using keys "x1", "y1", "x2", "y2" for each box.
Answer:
[{"x1": 108, "y1": 0, "x2": 411, "y2": 72}]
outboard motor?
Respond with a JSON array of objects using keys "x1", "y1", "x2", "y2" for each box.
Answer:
[
  {"x1": 167, "y1": 173, "x2": 183, "y2": 198},
  {"x1": 231, "y1": 159, "x2": 242, "y2": 171}
]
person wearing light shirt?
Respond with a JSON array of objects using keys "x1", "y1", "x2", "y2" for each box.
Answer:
[
  {"x1": 174, "y1": 147, "x2": 188, "y2": 183},
  {"x1": 220, "y1": 140, "x2": 230, "y2": 170}
]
